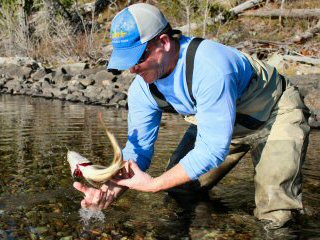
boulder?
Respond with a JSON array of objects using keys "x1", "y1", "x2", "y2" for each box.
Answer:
[
  {"x1": 54, "y1": 89, "x2": 68, "y2": 100},
  {"x1": 83, "y1": 86, "x2": 103, "y2": 102},
  {"x1": 31, "y1": 68, "x2": 47, "y2": 81},
  {"x1": 288, "y1": 74, "x2": 320, "y2": 97},
  {"x1": 67, "y1": 79, "x2": 85, "y2": 93},
  {"x1": 4, "y1": 79, "x2": 22, "y2": 94},
  {"x1": 0, "y1": 78, "x2": 6, "y2": 88},
  {"x1": 0, "y1": 57, "x2": 37, "y2": 66},
  {"x1": 61, "y1": 63, "x2": 89, "y2": 75},
  {"x1": 109, "y1": 92, "x2": 127, "y2": 104},
  {"x1": 80, "y1": 66, "x2": 108, "y2": 76},
  {"x1": 79, "y1": 78, "x2": 95, "y2": 88},
  {"x1": 5, "y1": 63, "x2": 33, "y2": 80},
  {"x1": 92, "y1": 70, "x2": 115, "y2": 85}
]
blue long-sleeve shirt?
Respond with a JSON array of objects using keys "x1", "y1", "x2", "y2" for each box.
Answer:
[{"x1": 122, "y1": 35, "x2": 253, "y2": 180}]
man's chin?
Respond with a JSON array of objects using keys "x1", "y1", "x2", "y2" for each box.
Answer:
[{"x1": 140, "y1": 75, "x2": 155, "y2": 84}]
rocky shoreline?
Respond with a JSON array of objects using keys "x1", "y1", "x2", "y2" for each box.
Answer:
[{"x1": 0, "y1": 57, "x2": 319, "y2": 128}]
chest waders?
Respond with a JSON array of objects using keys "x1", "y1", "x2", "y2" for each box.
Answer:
[
  {"x1": 149, "y1": 38, "x2": 310, "y2": 228},
  {"x1": 148, "y1": 38, "x2": 285, "y2": 190}
]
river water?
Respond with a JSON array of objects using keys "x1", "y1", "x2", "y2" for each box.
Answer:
[{"x1": 0, "y1": 94, "x2": 319, "y2": 240}]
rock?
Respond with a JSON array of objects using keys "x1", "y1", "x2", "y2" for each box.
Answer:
[
  {"x1": 288, "y1": 74, "x2": 320, "y2": 97},
  {"x1": 30, "y1": 82, "x2": 42, "y2": 94},
  {"x1": 53, "y1": 89, "x2": 68, "y2": 100},
  {"x1": 61, "y1": 63, "x2": 89, "y2": 75},
  {"x1": 304, "y1": 89, "x2": 320, "y2": 128},
  {"x1": 309, "y1": 112, "x2": 320, "y2": 128},
  {"x1": 80, "y1": 66, "x2": 108, "y2": 76},
  {"x1": 267, "y1": 53, "x2": 284, "y2": 69},
  {"x1": 66, "y1": 94, "x2": 80, "y2": 102},
  {"x1": 41, "y1": 73, "x2": 54, "y2": 85},
  {"x1": 5, "y1": 63, "x2": 32, "y2": 79},
  {"x1": 93, "y1": 70, "x2": 115, "y2": 85},
  {"x1": 4, "y1": 79, "x2": 22, "y2": 94},
  {"x1": 67, "y1": 80, "x2": 84, "y2": 93},
  {"x1": 0, "y1": 56, "x2": 37, "y2": 66},
  {"x1": 109, "y1": 92, "x2": 126, "y2": 104},
  {"x1": 304, "y1": 89, "x2": 320, "y2": 112},
  {"x1": 31, "y1": 69, "x2": 47, "y2": 81},
  {"x1": 51, "y1": 71, "x2": 72, "y2": 85},
  {"x1": 119, "y1": 99, "x2": 127, "y2": 107},
  {"x1": 0, "y1": 78, "x2": 6, "y2": 88},
  {"x1": 83, "y1": 85, "x2": 103, "y2": 102},
  {"x1": 79, "y1": 78, "x2": 95, "y2": 87},
  {"x1": 100, "y1": 87, "x2": 114, "y2": 101}
]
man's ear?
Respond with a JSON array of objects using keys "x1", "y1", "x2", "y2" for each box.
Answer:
[{"x1": 159, "y1": 34, "x2": 171, "y2": 52}]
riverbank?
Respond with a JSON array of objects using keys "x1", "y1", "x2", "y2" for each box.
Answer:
[{"x1": 0, "y1": 56, "x2": 319, "y2": 128}]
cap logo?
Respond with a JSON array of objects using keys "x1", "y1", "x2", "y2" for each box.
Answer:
[
  {"x1": 110, "y1": 8, "x2": 141, "y2": 47},
  {"x1": 112, "y1": 31, "x2": 128, "y2": 39}
]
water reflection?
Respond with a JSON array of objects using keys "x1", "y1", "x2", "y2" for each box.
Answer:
[{"x1": 0, "y1": 94, "x2": 319, "y2": 239}]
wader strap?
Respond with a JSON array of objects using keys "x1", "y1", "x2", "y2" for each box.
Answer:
[
  {"x1": 235, "y1": 113, "x2": 265, "y2": 130},
  {"x1": 149, "y1": 83, "x2": 176, "y2": 113},
  {"x1": 186, "y1": 37, "x2": 204, "y2": 106},
  {"x1": 149, "y1": 37, "x2": 204, "y2": 112}
]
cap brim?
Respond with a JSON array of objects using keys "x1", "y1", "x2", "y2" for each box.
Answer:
[{"x1": 107, "y1": 42, "x2": 148, "y2": 71}]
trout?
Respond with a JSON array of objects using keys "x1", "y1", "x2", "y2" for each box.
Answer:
[{"x1": 67, "y1": 113, "x2": 124, "y2": 187}]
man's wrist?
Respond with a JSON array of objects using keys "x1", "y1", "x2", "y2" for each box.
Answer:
[{"x1": 150, "y1": 177, "x2": 164, "y2": 193}]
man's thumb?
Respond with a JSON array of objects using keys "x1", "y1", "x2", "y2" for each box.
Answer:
[
  {"x1": 129, "y1": 160, "x2": 140, "y2": 172},
  {"x1": 73, "y1": 182, "x2": 88, "y2": 194}
]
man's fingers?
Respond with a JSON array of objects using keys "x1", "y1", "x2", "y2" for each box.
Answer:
[
  {"x1": 100, "y1": 184, "x2": 109, "y2": 192},
  {"x1": 91, "y1": 189, "x2": 103, "y2": 205},
  {"x1": 73, "y1": 182, "x2": 89, "y2": 194},
  {"x1": 81, "y1": 199, "x2": 89, "y2": 208},
  {"x1": 114, "y1": 179, "x2": 130, "y2": 188}
]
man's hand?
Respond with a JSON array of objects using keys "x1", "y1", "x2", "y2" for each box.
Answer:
[
  {"x1": 115, "y1": 160, "x2": 160, "y2": 192},
  {"x1": 73, "y1": 181, "x2": 126, "y2": 210},
  {"x1": 73, "y1": 164, "x2": 130, "y2": 210}
]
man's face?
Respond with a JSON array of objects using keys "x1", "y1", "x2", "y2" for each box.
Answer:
[{"x1": 129, "y1": 39, "x2": 167, "y2": 84}]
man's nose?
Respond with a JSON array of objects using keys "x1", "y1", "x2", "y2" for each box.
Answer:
[{"x1": 130, "y1": 65, "x2": 140, "y2": 74}]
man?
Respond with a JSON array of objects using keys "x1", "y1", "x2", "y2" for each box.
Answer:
[{"x1": 74, "y1": 3, "x2": 310, "y2": 229}]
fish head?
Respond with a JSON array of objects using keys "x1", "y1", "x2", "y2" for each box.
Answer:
[{"x1": 67, "y1": 151, "x2": 92, "y2": 178}]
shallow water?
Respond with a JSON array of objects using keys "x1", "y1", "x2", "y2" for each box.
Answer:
[{"x1": 0, "y1": 94, "x2": 319, "y2": 240}]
